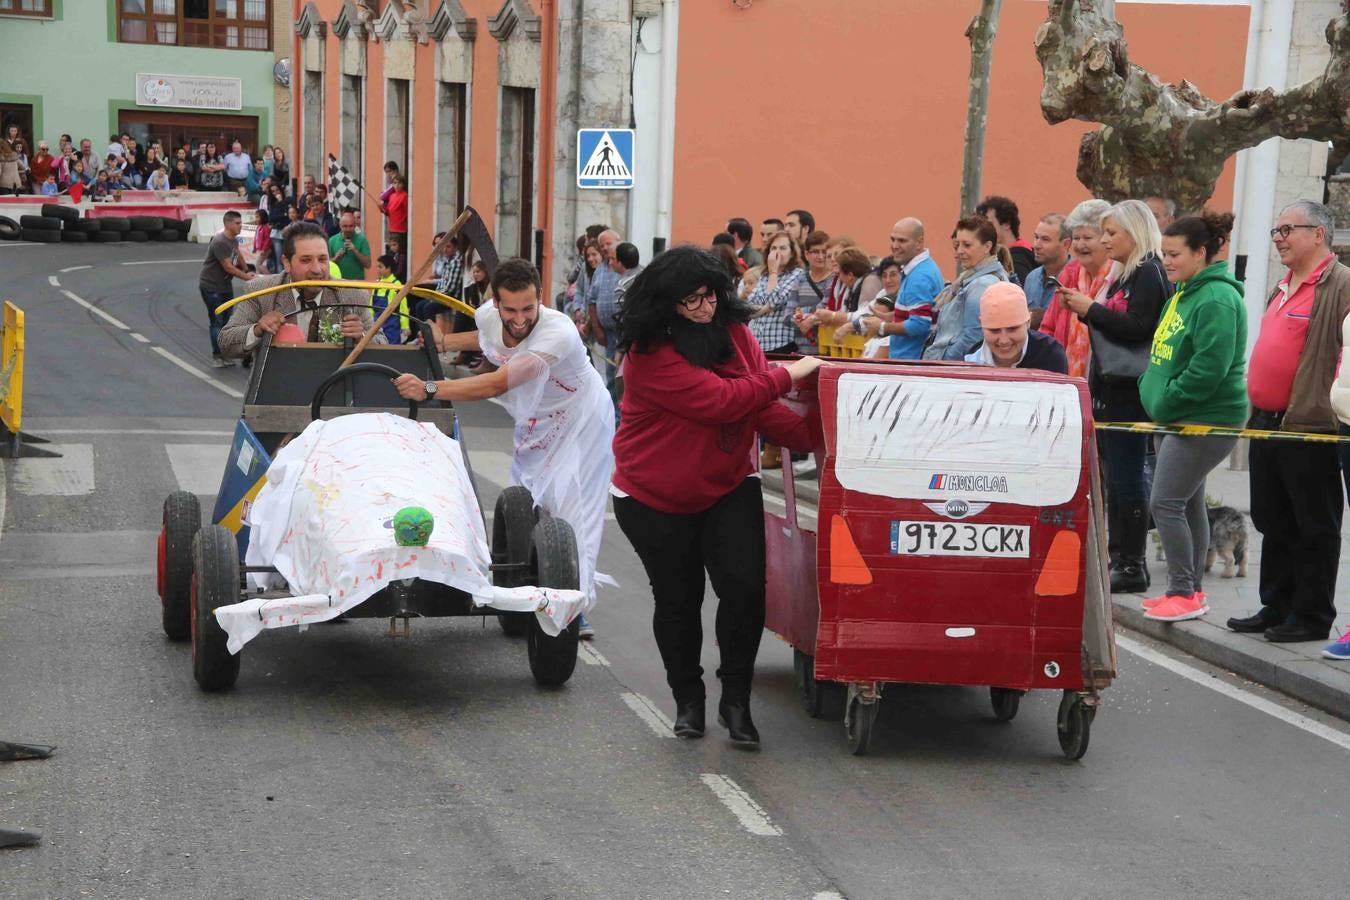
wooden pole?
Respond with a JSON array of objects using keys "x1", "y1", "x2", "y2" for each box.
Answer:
[{"x1": 340, "y1": 209, "x2": 473, "y2": 368}]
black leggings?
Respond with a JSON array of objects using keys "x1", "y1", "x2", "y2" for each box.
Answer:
[{"x1": 614, "y1": 478, "x2": 767, "y2": 704}]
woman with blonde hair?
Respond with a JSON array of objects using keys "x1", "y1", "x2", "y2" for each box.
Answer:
[
  {"x1": 1061, "y1": 198, "x2": 1169, "y2": 592},
  {"x1": 1040, "y1": 199, "x2": 1120, "y2": 377}
]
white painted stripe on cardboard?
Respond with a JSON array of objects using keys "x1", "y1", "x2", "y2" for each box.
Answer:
[
  {"x1": 61, "y1": 289, "x2": 130, "y2": 330},
  {"x1": 150, "y1": 346, "x2": 245, "y2": 399},
  {"x1": 12, "y1": 444, "x2": 95, "y2": 496},
  {"x1": 1117, "y1": 635, "x2": 1350, "y2": 752},
  {"x1": 699, "y1": 774, "x2": 783, "y2": 837},
  {"x1": 165, "y1": 444, "x2": 230, "y2": 496},
  {"x1": 577, "y1": 642, "x2": 610, "y2": 667},
  {"x1": 620, "y1": 691, "x2": 675, "y2": 738}
]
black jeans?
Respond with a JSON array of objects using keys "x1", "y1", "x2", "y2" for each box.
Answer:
[
  {"x1": 1249, "y1": 411, "x2": 1344, "y2": 632},
  {"x1": 614, "y1": 478, "x2": 766, "y2": 704},
  {"x1": 1340, "y1": 423, "x2": 1350, "y2": 508}
]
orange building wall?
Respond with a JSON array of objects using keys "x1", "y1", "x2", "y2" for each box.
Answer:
[{"x1": 672, "y1": 1, "x2": 1251, "y2": 272}]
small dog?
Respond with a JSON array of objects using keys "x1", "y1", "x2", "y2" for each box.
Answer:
[
  {"x1": 1204, "y1": 505, "x2": 1248, "y2": 578},
  {"x1": 1151, "y1": 505, "x2": 1249, "y2": 578}
]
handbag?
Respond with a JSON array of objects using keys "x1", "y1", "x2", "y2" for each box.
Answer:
[{"x1": 1088, "y1": 322, "x2": 1149, "y2": 378}]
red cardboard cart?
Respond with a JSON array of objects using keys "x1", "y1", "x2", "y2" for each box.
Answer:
[{"x1": 765, "y1": 360, "x2": 1116, "y2": 757}]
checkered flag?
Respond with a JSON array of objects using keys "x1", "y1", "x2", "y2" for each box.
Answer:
[{"x1": 327, "y1": 154, "x2": 361, "y2": 210}]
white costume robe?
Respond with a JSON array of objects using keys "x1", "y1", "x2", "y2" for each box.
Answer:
[{"x1": 476, "y1": 301, "x2": 615, "y2": 604}]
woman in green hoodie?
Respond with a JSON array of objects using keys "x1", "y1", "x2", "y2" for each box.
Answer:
[{"x1": 1138, "y1": 212, "x2": 1248, "y2": 623}]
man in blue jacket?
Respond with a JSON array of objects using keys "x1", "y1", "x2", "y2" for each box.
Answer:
[{"x1": 861, "y1": 217, "x2": 944, "y2": 359}]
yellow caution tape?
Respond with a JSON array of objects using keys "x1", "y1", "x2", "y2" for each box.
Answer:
[
  {"x1": 213, "y1": 280, "x2": 477, "y2": 319},
  {"x1": 1094, "y1": 421, "x2": 1350, "y2": 443}
]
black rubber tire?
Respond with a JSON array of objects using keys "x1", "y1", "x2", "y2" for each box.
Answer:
[
  {"x1": 175, "y1": 219, "x2": 192, "y2": 235},
  {"x1": 124, "y1": 230, "x2": 149, "y2": 242},
  {"x1": 60, "y1": 231, "x2": 88, "y2": 243},
  {"x1": 18, "y1": 214, "x2": 61, "y2": 231},
  {"x1": 1057, "y1": 691, "x2": 1094, "y2": 760},
  {"x1": 990, "y1": 687, "x2": 1023, "y2": 723},
  {"x1": 845, "y1": 692, "x2": 880, "y2": 756},
  {"x1": 160, "y1": 491, "x2": 201, "y2": 640},
  {"x1": 493, "y1": 485, "x2": 538, "y2": 636},
  {"x1": 92, "y1": 231, "x2": 123, "y2": 242},
  {"x1": 0, "y1": 215, "x2": 20, "y2": 240},
  {"x1": 128, "y1": 215, "x2": 163, "y2": 232},
  {"x1": 192, "y1": 525, "x2": 241, "y2": 692},
  {"x1": 40, "y1": 203, "x2": 79, "y2": 223},
  {"x1": 98, "y1": 216, "x2": 131, "y2": 233},
  {"x1": 20, "y1": 228, "x2": 61, "y2": 243},
  {"x1": 152, "y1": 229, "x2": 180, "y2": 242},
  {"x1": 525, "y1": 518, "x2": 581, "y2": 687},
  {"x1": 67, "y1": 218, "x2": 101, "y2": 234},
  {"x1": 794, "y1": 648, "x2": 845, "y2": 719}
]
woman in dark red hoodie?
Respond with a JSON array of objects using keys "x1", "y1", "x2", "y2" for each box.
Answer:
[{"x1": 612, "y1": 246, "x2": 823, "y2": 748}]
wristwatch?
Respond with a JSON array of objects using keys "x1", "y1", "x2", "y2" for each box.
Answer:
[{"x1": 423, "y1": 380, "x2": 438, "y2": 401}]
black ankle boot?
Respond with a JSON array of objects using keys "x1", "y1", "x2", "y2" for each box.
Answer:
[
  {"x1": 717, "y1": 698, "x2": 760, "y2": 749},
  {"x1": 673, "y1": 698, "x2": 705, "y2": 739}
]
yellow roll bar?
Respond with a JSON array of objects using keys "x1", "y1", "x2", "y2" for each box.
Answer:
[{"x1": 213, "y1": 280, "x2": 477, "y2": 319}]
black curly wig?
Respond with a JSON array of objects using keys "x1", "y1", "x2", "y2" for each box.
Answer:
[{"x1": 617, "y1": 245, "x2": 753, "y2": 368}]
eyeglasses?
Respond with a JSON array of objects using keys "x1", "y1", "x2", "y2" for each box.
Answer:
[
  {"x1": 1270, "y1": 224, "x2": 1321, "y2": 240},
  {"x1": 679, "y1": 288, "x2": 717, "y2": 309}
]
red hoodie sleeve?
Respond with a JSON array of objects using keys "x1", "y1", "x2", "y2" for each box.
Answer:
[
  {"x1": 754, "y1": 400, "x2": 820, "y2": 453},
  {"x1": 629, "y1": 344, "x2": 793, "y2": 425}
]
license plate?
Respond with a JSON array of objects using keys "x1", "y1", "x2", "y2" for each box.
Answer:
[{"x1": 889, "y1": 521, "x2": 1030, "y2": 558}]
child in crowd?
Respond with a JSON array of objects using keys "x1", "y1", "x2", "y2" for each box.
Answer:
[
  {"x1": 371, "y1": 253, "x2": 408, "y2": 344},
  {"x1": 862, "y1": 296, "x2": 894, "y2": 359},
  {"x1": 40, "y1": 174, "x2": 58, "y2": 196},
  {"x1": 90, "y1": 170, "x2": 111, "y2": 200},
  {"x1": 252, "y1": 210, "x2": 273, "y2": 275},
  {"x1": 147, "y1": 163, "x2": 171, "y2": 192}
]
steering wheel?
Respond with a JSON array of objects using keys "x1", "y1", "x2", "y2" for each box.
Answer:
[{"x1": 310, "y1": 362, "x2": 419, "y2": 421}]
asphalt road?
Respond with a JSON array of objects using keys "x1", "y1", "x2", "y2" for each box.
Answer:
[{"x1": 2, "y1": 240, "x2": 1348, "y2": 899}]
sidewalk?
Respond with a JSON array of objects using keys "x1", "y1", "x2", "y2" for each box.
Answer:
[{"x1": 761, "y1": 461, "x2": 1350, "y2": 721}]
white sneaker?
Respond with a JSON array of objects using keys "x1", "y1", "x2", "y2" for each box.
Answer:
[{"x1": 210, "y1": 355, "x2": 228, "y2": 368}]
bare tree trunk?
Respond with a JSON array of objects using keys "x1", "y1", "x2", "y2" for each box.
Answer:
[
  {"x1": 960, "y1": 0, "x2": 1003, "y2": 216},
  {"x1": 1036, "y1": 0, "x2": 1350, "y2": 211}
]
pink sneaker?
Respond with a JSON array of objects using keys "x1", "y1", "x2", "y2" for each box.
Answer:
[
  {"x1": 1144, "y1": 593, "x2": 1210, "y2": 622},
  {"x1": 1142, "y1": 590, "x2": 1205, "y2": 611}
]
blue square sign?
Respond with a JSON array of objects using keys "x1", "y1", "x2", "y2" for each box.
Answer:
[{"x1": 577, "y1": 128, "x2": 634, "y2": 190}]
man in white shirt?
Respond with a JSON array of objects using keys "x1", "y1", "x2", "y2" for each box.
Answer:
[{"x1": 222, "y1": 141, "x2": 253, "y2": 190}]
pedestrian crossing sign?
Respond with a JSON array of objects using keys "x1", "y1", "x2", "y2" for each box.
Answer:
[{"x1": 577, "y1": 128, "x2": 634, "y2": 190}]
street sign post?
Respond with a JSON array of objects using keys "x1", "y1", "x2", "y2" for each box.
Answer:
[{"x1": 577, "y1": 129, "x2": 634, "y2": 190}]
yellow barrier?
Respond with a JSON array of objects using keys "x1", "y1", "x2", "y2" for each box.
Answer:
[
  {"x1": 214, "y1": 280, "x2": 477, "y2": 319},
  {"x1": 0, "y1": 301, "x2": 23, "y2": 435},
  {"x1": 1095, "y1": 421, "x2": 1350, "y2": 444},
  {"x1": 818, "y1": 330, "x2": 868, "y2": 359}
]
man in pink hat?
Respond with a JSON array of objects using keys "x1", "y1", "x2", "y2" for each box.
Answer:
[{"x1": 963, "y1": 282, "x2": 1068, "y2": 373}]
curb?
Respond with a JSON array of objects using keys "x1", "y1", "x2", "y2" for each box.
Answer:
[
  {"x1": 1112, "y1": 599, "x2": 1350, "y2": 721},
  {"x1": 759, "y1": 469, "x2": 1350, "y2": 721}
]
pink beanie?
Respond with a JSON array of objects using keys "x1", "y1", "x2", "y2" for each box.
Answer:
[{"x1": 980, "y1": 282, "x2": 1030, "y2": 329}]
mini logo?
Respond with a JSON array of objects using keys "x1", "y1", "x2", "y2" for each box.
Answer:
[
  {"x1": 1044, "y1": 661, "x2": 1061, "y2": 678},
  {"x1": 922, "y1": 499, "x2": 992, "y2": 520},
  {"x1": 928, "y1": 473, "x2": 1009, "y2": 493}
]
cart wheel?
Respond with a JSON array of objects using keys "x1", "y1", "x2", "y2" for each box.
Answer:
[
  {"x1": 191, "y1": 525, "x2": 241, "y2": 692},
  {"x1": 794, "y1": 649, "x2": 844, "y2": 719},
  {"x1": 990, "y1": 687, "x2": 1023, "y2": 722},
  {"x1": 1056, "y1": 690, "x2": 1095, "y2": 760},
  {"x1": 845, "y1": 691, "x2": 880, "y2": 756},
  {"x1": 159, "y1": 491, "x2": 200, "y2": 641},
  {"x1": 525, "y1": 518, "x2": 580, "y2": 687},
  {"x1": 493, "y1": 486, "x2": 538, "y2": 637}
]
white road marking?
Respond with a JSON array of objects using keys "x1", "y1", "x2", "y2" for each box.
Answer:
[
  {"x1": 1116, "y1": 635, "x2": 1350, "y2": 753},
  {"x1": 814, "y1": 892, "x2": 847, "y2": 900},
  {"x1": 61, "y1": 289, "x2": 130, "y2": 330},
  {"x1": 129, "y1": 332, "x2": 150, "y2": 343},
  {"x1": 150, "y1": 347, "x2": 245, "y2": 399},
  {"x1": 47, "y1": 275, "x2": 59, "y2": 286},
  {"x1": 12, "y1": 444, "x2": 95, "y2": 496},
  {"x1": 620, "y1": 691, "x2": 675, "y2": 738},
  {"x1": 35, "y1": 429, "x2": 235, "y2": 437},
  {"x1": 0, "y1": 457, "x2": 7, "y2": 546},
  {"x1": 59, "y1": 265, "x2": 92, "y2": 273},
  {"x1": 762, "y1": 490, "x2": 818, "y2": 519},
  {"x1": 577, "y1": 642, "x2": 610, "y2": 667},
  {"x1": 120, "y1": 259, "x2": 197, "y2": 266},
  {"x1": 699, "y1": 774, "x2": 783, "y2": 837},
  {"x1": 165, "y1": 444, "x2": 230, "y2": 496},
  {"x1": 0, "y1": 242, "x2": 41, "y2": 248}
]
